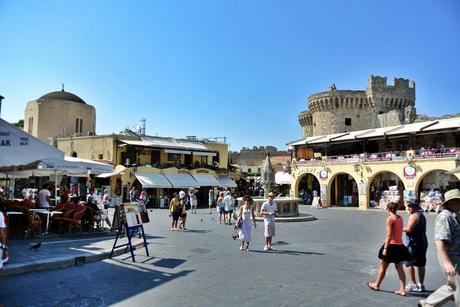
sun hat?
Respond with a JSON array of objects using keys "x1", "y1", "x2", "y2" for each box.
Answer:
[
  {"x1": 442, "y1": 189, "x2": 460, "y2": 207},
  {"x1": 179, "y1": 191, "x2": 186, "y2": 199}
]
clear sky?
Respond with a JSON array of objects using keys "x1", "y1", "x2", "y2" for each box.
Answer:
[{"x1": 1, "y1": 0, "x2": 459, "y2": 151}]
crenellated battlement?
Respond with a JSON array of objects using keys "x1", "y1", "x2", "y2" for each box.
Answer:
[{"x1": 299, "y1": 75, "x2": 417, "y2": 137}]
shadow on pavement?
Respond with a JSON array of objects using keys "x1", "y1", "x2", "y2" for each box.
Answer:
[{"x1": 0, "y1": 259, "x2": 194, "y2": 306}]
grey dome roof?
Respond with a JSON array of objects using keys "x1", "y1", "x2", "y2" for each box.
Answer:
[{"x1": 38, "y1": 90, "x2": 86, "y2": 104}]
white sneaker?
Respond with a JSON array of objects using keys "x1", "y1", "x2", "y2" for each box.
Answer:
[
  {"x1": 405, "y1": 283, "x2": 419, "y2": 292},
  {"x1": 263, "y1": 246, "x2": 269, "y2": 251},
  {"x1": 268, "y1": 246, "x2": 277, "y2": 251},
  {"x1": 417, "y1": 283, "x2": 425, "y2": 292}
]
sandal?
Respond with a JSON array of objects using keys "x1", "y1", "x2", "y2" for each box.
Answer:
[
  {"x1": 394, "y1": 290, "x2": 406, "y2": 296},
  {"x1": 367, "y1": 282, "x2": 379, "y2": 291}
]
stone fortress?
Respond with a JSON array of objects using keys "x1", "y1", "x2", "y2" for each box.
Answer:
[{"x1": 298, "y1": 75, "x2": 416, "y2": 137}]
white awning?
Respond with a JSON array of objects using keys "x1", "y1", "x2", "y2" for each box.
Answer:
[
  {"x1": 216, "y1": 176, "x2": 237, "y2": 188},
  {"x1": 97, "y1": 169, "x2": 125, "y2": 178},
  {"x1": 135, "y1": 173, "x2": 172, "y2": 188},
  {"x1": 191, "y1": 174, "x2": 220, "y2": 186},
  {"x1": 164, "y1": 149, "x2": 192, "y2": 155},
  {"x1": 163, "y1": 173, "x2": 200, "y2": 188},
  {"x1": 275, "y1": 172, "x2": 292, "y2": 185},
  {"x1": 192, "y1": 151, "x2": 217, "y2": 156}
]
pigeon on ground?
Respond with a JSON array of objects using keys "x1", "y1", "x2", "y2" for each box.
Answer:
[{"x1": 29, "y1": 242, "x2": 42, "y2": 250}]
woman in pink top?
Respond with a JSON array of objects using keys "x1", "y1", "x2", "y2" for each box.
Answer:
[{"x1": 368, "y1": 202, "x2": 410, "y2": 296}]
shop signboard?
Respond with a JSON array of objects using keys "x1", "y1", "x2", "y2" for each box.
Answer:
[
  {"x1": 319, "y1": 170, "x2": 328, "y2": 180},
  {"x1": 403, "y1": 165, "x2": 417, "y2": 179}
]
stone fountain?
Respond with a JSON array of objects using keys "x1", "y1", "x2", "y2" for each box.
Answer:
[{"x1": 238, "y1": 153, "x2": 315, "y2": 222}]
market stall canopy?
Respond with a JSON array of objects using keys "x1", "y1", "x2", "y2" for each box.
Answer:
[
  {"x1": 96, "y1": 168, "x2": 125, "y2": 178},
  {"x1": 135, "y1": 173, "x2": 172, "y2": 188},
  {"x1": 163, "y1": 173, "x2": 200, "y2": 188},
  {"x1": 191, "y1": 174, "x2": 220, "y2": 186},
  {"x1": 275, "y1": 172, "x2": 292, "y2": 185},
  {"x1": 4, "y1": 156, "x2": 114, "y2": 178},
  {"x1": 216, "y1": 176, "x2": 237, "y2": 188},
  {"x1": 0, "y1": 118, "x2": 64, "y2": 172}
]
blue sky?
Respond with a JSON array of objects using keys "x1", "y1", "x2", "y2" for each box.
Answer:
[{"x1": 1, "y1": 0, "x2": 459, "y2": 151}]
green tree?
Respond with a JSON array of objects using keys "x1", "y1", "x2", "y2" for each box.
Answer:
[{"x1": 13, "y1": 119, "x2": 24, "y2": 128}]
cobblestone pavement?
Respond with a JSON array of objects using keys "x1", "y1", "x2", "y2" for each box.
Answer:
[{"x1": 0, "y1": 206, "x2": 455, "y2": 307}]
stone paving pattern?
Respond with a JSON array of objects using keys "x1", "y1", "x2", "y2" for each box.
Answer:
[{"x1": 0, "y1": 207, "x2": 456, "y2": 306}]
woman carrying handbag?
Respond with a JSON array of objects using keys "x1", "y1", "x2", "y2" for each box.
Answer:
[{"x1": 237, "y1": 195, "x2": 257, "y2": 251}]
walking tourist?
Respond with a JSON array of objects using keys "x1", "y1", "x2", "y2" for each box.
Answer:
[
  {"x1": 0, "y1": 206, "x2": 8, "y2": 269},
  {"x1": 169, "y1": 192, "x2": 182, "y2": 231},
  {"x1": 208, "y1": 189, "x2": 214, "y2": 214},
  {"x1": 419, "y1": 188, "x2": 460, "y2": 307},
  {"x1": 129, "y1": 186, "x2": 137, "y2": 202},
  {"x1": 38, "y1": 184, "x2": 51, "y2": 209},
  {"x1": 237, "y1": 195, "x2": 256, "y2": 251},
  {"x1": 261, "y1": 192, "x2": 277, "y2": 251},
  {"x1": 102, "y1": 189, "x2": 110, "y2": 209},
  {"x1": 139, "y1": 188, "x2": 147, "y2": 206},
  {"x1": 403, "y1": 199, "x2": 428, "y2": 293},
  {"x1": 189, "y1": 188, "x2": 198, "y2": 214},
  {"x1": 368, "y1": 202, "x2": 410, "y2": 296},
  {"x1": 217, "y1": 192, "x2": 225, "y2": 224},
  {"x1": 223, "y1": 191, "x2": 235, "y2": 225},
  {"x1": 178, "y1": 190, "x2": 189, "y2": 230}
]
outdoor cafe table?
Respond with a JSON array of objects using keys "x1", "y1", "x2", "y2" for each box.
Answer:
[{"x1": 29, "y1": 209, "x2": 62, "y2": 235}]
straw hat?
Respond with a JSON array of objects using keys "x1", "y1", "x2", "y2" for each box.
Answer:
[{"x1": 442, "y1": 189, "x2": 460, "y2": 207}]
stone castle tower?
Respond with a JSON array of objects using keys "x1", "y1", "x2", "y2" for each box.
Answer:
[{"x1": 298, "y1": 76, "x2": 416, "y2": 137}]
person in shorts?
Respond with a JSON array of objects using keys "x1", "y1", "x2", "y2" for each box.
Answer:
[
  {"x1": 403, "y1": 199, "x2": 428, "y2": 292},
  {"x1": 169, "y1": 193, "x2": 182, "y2": 231},
  {"x1": 419, "y1": 188, "x2": 460, "y2": 306},
  {"x1": 261, "y1": 192, "x2": 277, "y2": 251}
]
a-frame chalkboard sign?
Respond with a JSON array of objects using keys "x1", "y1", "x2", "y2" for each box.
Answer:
[{"x1": 109, "y1": 203, "x2": 149, "y2": 262}]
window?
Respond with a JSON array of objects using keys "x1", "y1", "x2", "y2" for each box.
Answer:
[
  {"x1": 345, "y1": 118, "x2": 352, "y2": 126},
  {"x1": 75, "y1": 118, "x2": 83, "y2": 133},
  {"x1": 28, "y1": 117, "x2": 33, "y2": 133},
  {"x1": 168, "y1": 153, "x2": 180, "y2": 161}
]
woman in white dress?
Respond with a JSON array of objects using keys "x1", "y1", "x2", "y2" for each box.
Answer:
[{"x1": 237, "y1": 195, "x2": 257, "y2": 251}]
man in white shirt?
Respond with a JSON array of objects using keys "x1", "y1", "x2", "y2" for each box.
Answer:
[
  {"x1": 38, "y1": 184, "x2": 51, "y2": 209},
  {"x1": 223, "y1": 191, "x2": 235, "y2": 225},
  {"x1": 261, "y1": 192, "x2": 277, "y2": 251}
]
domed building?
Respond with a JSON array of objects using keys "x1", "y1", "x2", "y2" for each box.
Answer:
[{"x1": 23, "y1": 86, "x2": 96, "y2": 144}]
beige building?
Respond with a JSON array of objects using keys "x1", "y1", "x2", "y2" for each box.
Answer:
[
  {"x1": 57, "y1": 134, "x2": 233, "y2": 201},
  {"x1": 24, "y1": 87, "x2": 96, "y2": 145},
  {"x1": 289, "y1": 117, "x2": 460, "y2": 210}
]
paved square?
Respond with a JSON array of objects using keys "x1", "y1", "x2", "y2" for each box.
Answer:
[{"x1": 0, "y1": 207, "x2": 455, "y2": 306}]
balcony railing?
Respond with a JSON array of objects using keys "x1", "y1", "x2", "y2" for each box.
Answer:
[{"x1": 293, "y1": 147, "x2": 460, "y2": 165}]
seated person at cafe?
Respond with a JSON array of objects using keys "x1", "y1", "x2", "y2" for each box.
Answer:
[
  {"x1": 86, "y1": 188, "x2": 112, "y2": 229},
  {"x1": 38, "y1": 184, "x2": 51, "y2": 209},
  {"x1": 59, "y1": 185, "x2": 69, "y2": 204}
]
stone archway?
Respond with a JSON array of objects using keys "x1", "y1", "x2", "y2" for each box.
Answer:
[
  {"x1": 415, "y1": 169, "x2": 459, "y2": 196},
  {"x1": 368, "y1": 171, "x2": 406, "y2": 209},
  {"x1": 328, "y1": 172, "x2": 360, "y2": 207},
  {"x1": 295, "y1": 173, "x2": 320, "y2": 205},
  {"x1": 415, "y1": 169, "x2": 459, "y2": 211}
]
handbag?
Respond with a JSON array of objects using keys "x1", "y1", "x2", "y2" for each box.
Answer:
[{"x1": 236, "y1": 217, "x2": 242, "y2": 229}]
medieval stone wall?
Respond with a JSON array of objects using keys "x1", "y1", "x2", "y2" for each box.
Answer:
[{"x1": 298, "y1": 75, "x2": 416, "y2": 137}]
